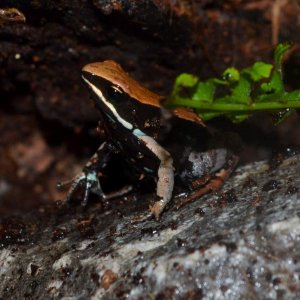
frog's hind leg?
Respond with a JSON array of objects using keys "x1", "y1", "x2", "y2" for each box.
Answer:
[{"x1": 176, "y1": 155, "x2": 238, "y2": 209}]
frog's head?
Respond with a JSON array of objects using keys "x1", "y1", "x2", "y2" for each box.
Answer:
[{"x1": 82, "y1": 61, "x2": 162, "y2": 123}]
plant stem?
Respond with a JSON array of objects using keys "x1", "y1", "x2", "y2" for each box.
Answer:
[{"x1": 170, "y1": 98, "x2": 300, "y2": 112}]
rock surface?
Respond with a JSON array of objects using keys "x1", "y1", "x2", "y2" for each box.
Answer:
[{"x1": 1, "y1": 154, "x2": 300, "y2": 299}]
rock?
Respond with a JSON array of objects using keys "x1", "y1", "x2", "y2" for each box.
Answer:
[{"x1": 1, "y1": 155, "x2": 300, "y2": 299}]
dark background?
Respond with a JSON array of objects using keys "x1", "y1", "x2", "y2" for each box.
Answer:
[{"x1": 1, "y1": 0, "x2": 300, "y2": 215}]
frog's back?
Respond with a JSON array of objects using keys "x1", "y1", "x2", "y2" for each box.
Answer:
[{"x1": 83, "y1": 60, "x2": 162, "y2": 107}]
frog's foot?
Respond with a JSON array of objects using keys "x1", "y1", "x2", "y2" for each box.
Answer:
[
  {"x1": 149, "y1": 200, "x2": 165, "y2": 220},
  {"x1": 65, "y1": 170, "x2": 104, "y2": 206},
  {"x1": 59, "y1": 170, "x2": 133, "y2": 206},
  {"x1": 175, "y1": 155, "x2": 238, "y2": 209},
  {"x1": 175, "y1": 177, "x2": 219, "y2": 209}
]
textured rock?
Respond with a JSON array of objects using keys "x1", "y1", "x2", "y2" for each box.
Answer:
[{"x1": 1, "y1": 154, "x2": 300, "y2": 299}]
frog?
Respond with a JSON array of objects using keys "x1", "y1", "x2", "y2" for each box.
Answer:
[{"x1": 65, "y1": 60, "x2": 238, "y2": 219}]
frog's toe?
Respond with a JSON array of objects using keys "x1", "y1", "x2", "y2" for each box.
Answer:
[
  {"x1": 149, "y1": 200, "x2": 164, "y2": 220},
  {"x1": 83, "y1": 171, "x2": 103, "y2": 203},
  {"x1": 61, "y1": 169, "x2": 131, "y2": 206},
  {"x1": 64, "y1": 172, "x2": 86, "y2": 203},
  {"x1": 65, "y1": 170, "x2": 103, "y2": 206}
]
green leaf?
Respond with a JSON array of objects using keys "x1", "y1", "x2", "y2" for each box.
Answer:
[
  {"x1": 230, "y1": 77, "x2": 252, "y2": 104},
  {"x1": 167, "y1": 43, "x2": 300, "y2": 124},
  {"x1": 243, "y1": 62, "x2": 273, "y2": 82},
  {"x1": 168, "y1": 73, "x2": 199, "y2": 105},
  {"x1": 174, "y1": 73, "x2": 198, "y2": 87},
  {"x1": 227, "y1": 112, "x2": 250, "y2": 123},
  {"x1": 222, "y1": 67, "x2": 240, "y2": 82},
  {"x1": 212, "y1": 78, "x2": 228, "y2": 85},
  {"x1": 274, "y1": 43, "x2": 291, "y2": 69},
  {"x1": 260, "y1": 44, "x2": 291, "y2": 94},
  {"x1": 260, "y1": 71, "x2": 284, "y2": 94},
  {"x1": 282, "y1": 89, "x2": 300, "y2": 101},
  {"x1": 192, "y1": 79, "x2": 215, "y2": 103}
]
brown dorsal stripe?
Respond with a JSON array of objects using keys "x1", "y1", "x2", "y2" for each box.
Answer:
[
  {"x1": 172, "y1": 107, "x2": 205, "y2": 127},
  {"x1": 82, "y1": 60, "x2": 162, "y2": 107}
]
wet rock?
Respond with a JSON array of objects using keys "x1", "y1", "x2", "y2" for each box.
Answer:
[{"x1": 0, "y1": 155, "x2": 300, "y2": 299}]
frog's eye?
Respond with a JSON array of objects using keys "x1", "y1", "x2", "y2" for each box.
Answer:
[
  {"x1": 107, "y1": 85, "x2": 124, "y2": 103},
  {"x1": 111, "y1": 85, "x2": 123, "y2": 94}
]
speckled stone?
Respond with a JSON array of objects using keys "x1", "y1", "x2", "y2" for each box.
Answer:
[{"x1": 1, "y1": 155, "x2": 300, "y2": 299}]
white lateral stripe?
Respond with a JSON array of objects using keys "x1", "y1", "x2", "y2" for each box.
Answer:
[
  {"x1": 82, "y1": 76, "x2": 133, "y2": 130},
  {"x1": 82, "y1": 76, "x2": 171, "y2": 162},
  {"x1": 132, "y1": 128, "x2": 145, "y2": 137}
]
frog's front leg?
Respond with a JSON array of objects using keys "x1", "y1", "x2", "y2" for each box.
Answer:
[
  {"x1": 137, "y1": 134, "x2": 174, "y2": 219},
  {"x1": 65, "y1": 141, "x2": 113, "y2": 206}
]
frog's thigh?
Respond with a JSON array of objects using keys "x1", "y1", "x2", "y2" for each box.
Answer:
[{"x1": 137, "y1": 134, "x2": 174, "y2": 218}]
